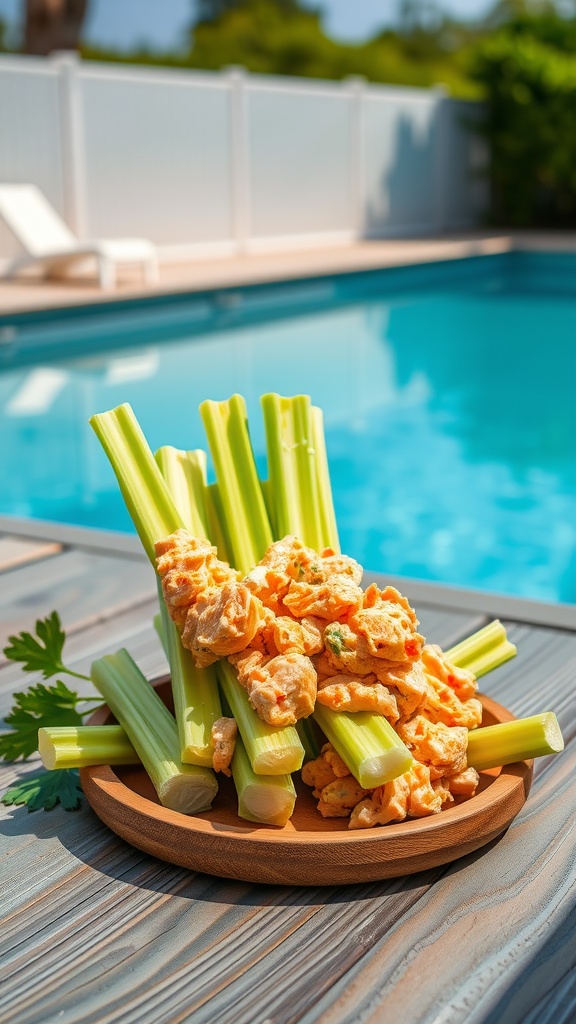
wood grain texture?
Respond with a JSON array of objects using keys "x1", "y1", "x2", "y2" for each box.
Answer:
[
  {"x1": 80, "y1": 686, "x2": 533, "y2": 886},
  {"x1": 0, "y1": 522, "x2": 574, "y2": 1024}
]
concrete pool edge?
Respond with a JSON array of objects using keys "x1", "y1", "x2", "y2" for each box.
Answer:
[{"x1": 2, "y1": 230, "x2": 575, "y2": 318}]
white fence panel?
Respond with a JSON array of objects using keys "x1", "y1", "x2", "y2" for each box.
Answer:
[
  {"x1": 247, "y1": 77, "x2": 354, "y2": 243},
  {"x1": 79, "y1": 65, "x2": 234, "y2": 251},
  {"x1": 0, "y1": 57, "x2": 64, "y2": 259},
  {"x1": 0, "y1": 54, "x2": 487, "y2": 266},
  {"x1": 363, "y1": 87, "x2": 442, "y2": 237}
]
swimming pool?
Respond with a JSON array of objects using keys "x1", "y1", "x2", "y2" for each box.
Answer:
[{"x1": 1, "y1": 251, "x2": 575, "y2": 604}]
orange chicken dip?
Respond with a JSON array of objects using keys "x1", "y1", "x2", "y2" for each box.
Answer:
[{"x1": 155, "y1": 529, "x2": 482, "y2": 827}]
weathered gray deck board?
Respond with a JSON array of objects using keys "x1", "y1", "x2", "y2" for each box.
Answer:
[
  {"x1": 0, "y1": 516, "x2": 574, "y2": 1024},
  {"x1": 0, "y1": 535, "x2": 62, "y2": 572}
]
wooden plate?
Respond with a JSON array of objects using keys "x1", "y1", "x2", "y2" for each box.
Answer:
[{"x1": 80, "y1": 678, "x2": 533, "y2": 886}]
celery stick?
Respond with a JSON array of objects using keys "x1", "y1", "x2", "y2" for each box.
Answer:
[
  {"x1": 155, "y1": 445, "x2": 209, "y2": 537},
  {"x1": 155, "y1": 445, "x2": 223, "y2": 767},
  {"x1": 38, "y1": 725, "x2": 137, "y2": 770},
  {"x1": 200, "y1": 394, "x2": 273, "y2": 574},
  {"x1": 311, "y1": 404, "x2": 340, "y2": 552},
  {"x1": 296, "y1": 717, "x2": 322, "y2": 763},
  {"x1": 205, "y1": 481, "x2": 233, "y2": 565},
  {"x1": 233, "y1": 736, "x2": 296, "y2": 826},
  {"x1": 90, "y1": 403, "x2": 184, "y2": 563},
  {"x1": 91, "y1": 649, "x2": 218, "y2": 814},
  {"x1": 217, "y1": 661, "x2": 303, "y2": 775},
  {"x1": 155, "y1": 602, "x2": 222, "y2": 774},
  {"x1": 465, "y1": 642, "x2": 517, "y2": 679},
  {"x1": 261, "y1": 393, "x2": 326, "y2": 552},
  {"x1": 313, "y1": 703, "x2": 413, "y2": 789},
  {"x1": 446, "y1": 620, "x2": 517, "y2": 677},
  {"x1": 262, "y1": 392, "x2": 412, "y2": 784},
  {"x1": 466, "y1": 712, "x2": 564, "y2": 772},
  {"x1": 158, "y1": 596, "x2": 221, "y2": 767}
]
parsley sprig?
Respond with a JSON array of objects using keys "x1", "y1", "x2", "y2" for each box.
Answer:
[
  {"x1": 1, "y1": 612, "x2": 103, "y2": 812},
  {"x1": 3, "y1": 610, "x2": 91, "y2": 680}
]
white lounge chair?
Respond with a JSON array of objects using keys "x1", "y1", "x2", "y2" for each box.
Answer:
[{"x1": 0, "y1": 183, "x2": 159, "y2": 289}]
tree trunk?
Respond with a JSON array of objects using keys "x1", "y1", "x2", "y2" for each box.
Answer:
[{"x1": 23, "y1": 0, "x2": 88, "y2": 56}]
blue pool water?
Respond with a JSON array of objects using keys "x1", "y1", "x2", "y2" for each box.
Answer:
[{"x1": 0, "y1": 252, "x2": 575, "y2": 604}]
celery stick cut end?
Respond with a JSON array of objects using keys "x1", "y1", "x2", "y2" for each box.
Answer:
[
  {"x1": 238, "y1": 786, "x2": 296, "y2": 826},
  {"x1": 37, "y1": 729, "x2": 57, "y2": 771},
  {"x1": 358, "y1": 749, "x2": 414, "y2": 790},
  {"x1": 252, "y1": 745, "x2": 304, "y2": 776},
  {"x1": 542, "y1": 712, "x2": 565, "y2": 754},
  {"x1": 158, "y1": 773, "x2": 218, "y2": 814}
]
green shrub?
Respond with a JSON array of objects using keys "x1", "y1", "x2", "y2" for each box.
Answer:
[{"x1": 470, "y1": 25, "x2": 576, "y2": 226}]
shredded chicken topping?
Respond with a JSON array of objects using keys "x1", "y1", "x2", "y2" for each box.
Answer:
[{"x1": 154, "y1": 529, "x2": 483, "y2": 830}]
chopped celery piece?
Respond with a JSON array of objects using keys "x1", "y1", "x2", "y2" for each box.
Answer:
[
  {"x1": 90, "y1": 403, "x2": 184, "y2": 563},
  {"x1": 296, "y1": 717, "x2": 322, "y2": 763},
  {"x1": 91, "y1": 649, "x2": 217, "y2": 814},
  {"x1": 313, "y1": 703, "x2": 413, "y2": 789},
  {"x1": 261, "y1": 392, "x2": 326, "y2": 552},
  {"x1": 446, "y1": 620, "x2": 517, "y2": 677},
  {"x1": 155, "y1": 445, "x2": 223, "y2": 767},
  {"x1": 217, "y1": 661, "x2": 304, "y2": 775},
  {"x1": 467, "y1": 712, "x2": 564, "y2": 772},
  {"x1": 311, "y1": 404, "x2": 340, "y2": 552},
  {"x1": 158, "y1": 595, "x2": 221, "y2": 767},
  {"x1": 38, "y1": 725, "x2": 137, "y2": 770},
  {"x1": 154, "y1": 446, "x2": 210, "y2": 538},
  {"x1": 205, "y1": 481, "x2": 233, "y2": 565},
  {"x1": 200, "y1": 394, "x2": 273, "y2": 574},
  {"x1": 233, "y1": 736, "x2": 296, "y2": 826},
  {"x1": 465, "y1": 641, "x2": 517, "y2": 679}
]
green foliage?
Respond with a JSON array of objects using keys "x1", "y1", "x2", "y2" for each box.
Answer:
[
  {"x1": 2, "y1": 769, "x2": 83, "y2": 812},
  {"x1": 3, "y1": 611, "x2": 89, "y2": 680},
  {"x1": 469, "y1": 11, "x2": 576, "y2": 226},
  {"x1": 81, "y1": 0, "x2": 479, "y2": 97},
  {"x1": 1, "y1": 611, "x2": 103, "y2": 811},
  {"x1": 0, "y1": 681, "x2": 86, "y2": 760}
]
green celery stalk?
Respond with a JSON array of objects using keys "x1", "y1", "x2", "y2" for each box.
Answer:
[
  {"x1": 217, "y1": 661, "x2": 303, "y2": 775},
  {"x1": 313, "y1": 703, "x2": 413, "y2": 788},
  {"x1": 233, "y1": 736, "x2": 296, "y2": 826},
  {"x1": 91, "y1": 649, "x2": 217, "y2": 814},
  {"x1": 446, "y1": 620, "x2": 517, "y2": 677},
  {"x1": 205, "y1": 481, "x2": 233, "y2": 565},
  {"x1": 157, "y1": 596, "x2": 221, "y2": 767},
  {"x1": 311, "y1": 404, "x2": 340, "y2": 552},
  {"x1": 90, "y1": 403, "x2": 184, "y2": 562},
  {"x1": 200, "y1": 394, "x2": 273, "y2": 574},
  {"x1": 155, "y1": 445, "x2": 223, "y2": 766},
  {"x1": 261, "y1": 392, "x2": 326, "y2": 552},
  {"x1": 38, "y1": 725, "x2": 137, "y2": 770},
  {"x1": 261, "y1": 392, "x2": 412, "y2": 784},
  {"x1": 296, "y1": 717, "x2": 322, "y2": 762},
  {"x1": 154, "y1": 445, "x2": 210, "y2": 537},
  {"x1": 466, "y1": 712, "x2": 564, "y2": 771}
]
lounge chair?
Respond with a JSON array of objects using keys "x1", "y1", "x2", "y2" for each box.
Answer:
[{"x1": 0, "y1": 183, "x2": 159, "y2": 289}]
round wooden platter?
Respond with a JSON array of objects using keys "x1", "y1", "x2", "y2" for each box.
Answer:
[{"x1": 80, "y1": 679, "x2": 533, "y2": 887}]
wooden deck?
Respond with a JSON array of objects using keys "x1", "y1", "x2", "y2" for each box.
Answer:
[{"x1": 0, "y1": 515, "x2": 574, "y2": 1024}]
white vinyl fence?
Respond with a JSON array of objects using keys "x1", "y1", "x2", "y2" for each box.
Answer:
[{"x1": 0, "y1": 52, "x2": 488, "y2": 264}]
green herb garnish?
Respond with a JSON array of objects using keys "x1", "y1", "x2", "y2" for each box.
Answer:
[
  {"x1": 1, "y1": 614, "x2": 103, "y2": 811},
  {"x1": 3, "y1": 611, "x2": 90, "y2": 681}
]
